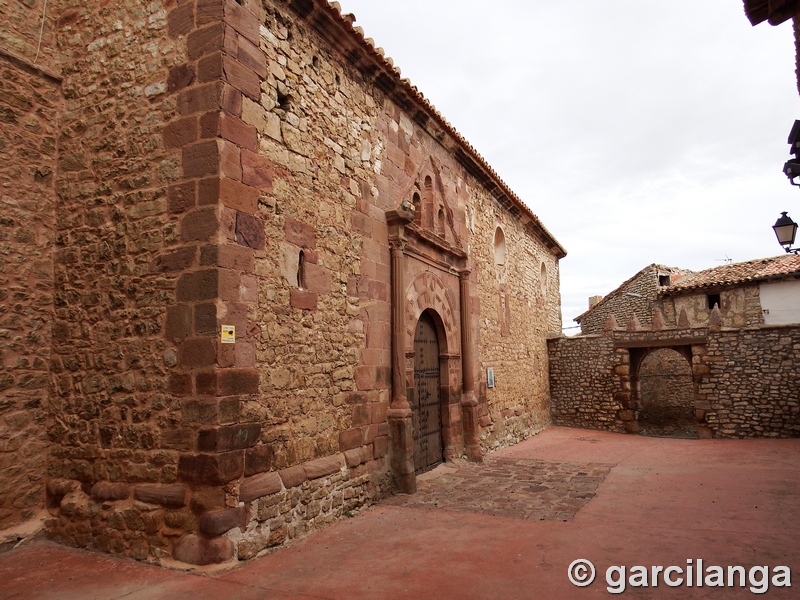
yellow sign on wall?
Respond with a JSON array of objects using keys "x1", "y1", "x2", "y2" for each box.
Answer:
[{"x1": 221, "y1": 325, "x2": 236, "y2": 344}]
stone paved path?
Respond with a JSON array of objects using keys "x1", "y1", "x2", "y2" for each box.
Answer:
[
  {"x1": 385, "y1": 457, "x2": 610, "y2": 521},
  {"x1": 1, "y1": 426, "x2": 799, "y2": 599}
]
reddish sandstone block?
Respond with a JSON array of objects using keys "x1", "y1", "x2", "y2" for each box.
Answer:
[
  {"x1": 182, "y1": 140, "x2": 220, "y2": 178},
  {"x1": 217, "y1": 243, "x2": 255, "y2": 272},
  {"x1": 219, "y1": 177, "x2": 259, "y2": 214},
  {"x1": 245, "y1": 444, "x2": 273, "y2": 476},
  {"x1": 241, "y1": 150, "x2": 276, "y2": 192},
  {"x1": 239, "y1": 471, "x2": 282, "y2": 503},
  {"x1": 178, "y1": 337, "x2": 216, "y2": 368},
  {"x1": 90, "y1": 482, "x2": 130, "y2": 501},
  {"x1": 199, "y1": 111, "x2": 221, "y2": 138},
  {"x1": 339, "y1": 427, "x2": 364, "y2": 451},
  {"x1": 373, "y1": 435, "x2": 388, "y2": 458},
  {"x1": 304, "y1": 263, "x2": 331, "y2": 294},
  {"x1": 160, "y1": 427, "x2": 194, "y2": 451},
  {"x1": 220, "y1": 112, "x2": 258, "y2": 151},
  {"x1": 181, "y1": 208, "x2": 219, "y2": 242},
  {"x1": 176, "y1": 269, "x2": 218, "y2": 302},
  {"x1": 290, "y1": 289, "x2": 317, "y2": 310},
  {"x1": 168, "y1": 64, "x2": 196, "y2": 94},
  {"x1": 235, "y1": 212, "x2": 265, "y2": 250},
  {"x1": 237, "y1": 36, "x2": 267, "y2": 78},
  {"x1": 173, "y1": 534, "x2": 233, "y2": 566},
  {"x1": 354, "y1": 366, "x2": 376, "y2": 391},
  {"x1": 168, "y1": 3, "x2": 194, "y2": 38},
  {"x1": 163, "y1": 117, "x2": 198, "y2": 149},
  {"x1": 304, "y1": 455, "x2": 343, "y2": 480},
  {"x1": 371, "y1": 401, "x2": 389, "y2": 424},
  {"x1": 217, "y1": 368, "x2": 259, "y2": 395},
  {"x1": 200, "y1": 507, "x2": 246, "y2": 536},
  {"x1": 168, "y1": 181, "x2": 196, "y2": 213},
  {"x1": 197, "y1": 0, "x2": 224, "y2": 25},
  {"x1": 179, "y1": 82, "x2": 223, "y2": 115},
  {"x1": 151, "y1": 247, "x2": 196, "y2": 273},
  {"x1": 187, "y1": 22, "x2": 224, "y2": 59},
  {"x1": 134, "y1": 484, "x2": 188, "y2": 508},
  {"x1": 222, "y1": 55, "x2": 260, "y2": 100},
  {"x1": 168, "y1": 373, "x2": 192, "y2": 396},
  {"x1": 220, "y1": 140, "x2": 242, "y2": 181},
  {"x1": 195, "y1": 370, "x2": 217, "y2": 395},
  {"x1": 218, "y1": 268, "x2": 241, "y2": 302},
  {"x1": 351, "y1": 403, "x2": 370, "y2": 427},
  {"x1": 278, "y1": 465, "x2": 306, "y2": 489},
  {"x1": 194, "y1": 303, "x2": 217, "y2": 335},
  {"x1": 198, "y1": 423, "x2": 261, "y2": 451},
  {"x1": 222, "y1": 83, "x2": 242, "y2": 117},
  {"x1": 178, "y1": 451, "x2": 244, "y2": 485},
  {"x1": 224, "y1": 0, "x2": 260, "y2": 45},
  {"x1": 198, "y1": 177, "x2": 220, "y2": 206},
  {"x1": 165, "y1": 304, "x2": 191, "y2": 340},
  {"x1": 284, "y1": 217, "x2": 316, "y2": 248},
  {"x1": 198, "y1": 52, "x2": 224, "y2": 84}
]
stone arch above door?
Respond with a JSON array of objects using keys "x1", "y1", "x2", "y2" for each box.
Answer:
[{"x1": 405, "y1": 271, "x2": 460, "y2": 356}]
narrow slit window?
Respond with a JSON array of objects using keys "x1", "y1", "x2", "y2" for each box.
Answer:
[{"x1": 298, "y1": 250, "x2": 306, "y2": 289}]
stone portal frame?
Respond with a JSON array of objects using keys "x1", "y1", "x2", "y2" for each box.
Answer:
[
  {"x1": 405, "y1": 274, "x2": 464, "y2": 463},
  {"x1": 615, "y1": 335, "x2": 712, "y2": 437}
]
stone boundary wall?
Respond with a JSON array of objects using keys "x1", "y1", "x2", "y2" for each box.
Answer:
[
  {"x1": 549, "y1": 325, "x2": 800, "y2": 439},
  {"x1": 548, "y1": 335, "x2": 627, "y2": 432},
  {"x1": 0, "y1": 55, "x2": 59, "y2": 530},
  {"x1": 702, "y1": 325, "x2": 800, "y2": 438}
]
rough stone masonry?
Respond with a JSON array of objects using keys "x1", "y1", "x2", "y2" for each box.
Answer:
[{"x1": 0, "y1": 0, "x2": 566, "y2": 565}]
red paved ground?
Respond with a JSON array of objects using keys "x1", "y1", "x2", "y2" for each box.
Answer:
[{"x1": 1, "y1": 426, "x2": 798, "y2": 599}]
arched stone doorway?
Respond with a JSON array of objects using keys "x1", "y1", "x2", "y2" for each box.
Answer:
[
  {"x1": 635, "y1": 348, "x2": 697, "y2": 438},
  {"x1": 412, "y1": 310, "x2": 444, "y2": 473}
]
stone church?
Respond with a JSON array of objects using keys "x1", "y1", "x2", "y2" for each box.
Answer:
[{"x1": 0, "y1": 0, "x2": 565, "y2": 564}]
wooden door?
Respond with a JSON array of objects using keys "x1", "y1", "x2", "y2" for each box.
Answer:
[{"x1": 412, "y1": 312, "x2": 443, "y2": 474}]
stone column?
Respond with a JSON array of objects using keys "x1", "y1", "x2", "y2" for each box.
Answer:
[
  {"x1": 459, "y1": 270, "x2": 482, "y2": 462},
  {"x1": 386, "y1": 230, "x2": 415, "y2": 493}
]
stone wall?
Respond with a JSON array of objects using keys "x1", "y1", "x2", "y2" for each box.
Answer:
[
  {"x1": 548, "y1": 335, "x2": 627, "y2": 432},
  {"x1": 702, "y1": 325, "x2": 800, "y2": 438},
  {"x1": 549, "y1": 324, "x2": 800, "y2": 439},
  {"x1": 44, "y1": 0, "x2": 189, "y2": 558},
  {"x1": 472, "y1": 199, "x2": 561, "y2": 450},
  {"x1": 2, "y1": 0, "x2": 564, "y2": 565},
  {"x1": 0, "y1": 55, "x2": 59, "y2": 530}
]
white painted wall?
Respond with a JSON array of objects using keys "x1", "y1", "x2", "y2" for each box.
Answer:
[{"x1": 760, "y1": 280, "x2": 800, "y2": 325}]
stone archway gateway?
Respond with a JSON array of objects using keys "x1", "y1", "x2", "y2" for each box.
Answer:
[
  {"x1": 636, "y1": 348, "x2": 697, "y2": 438},
  {"x1": 618, "y1": 334, "x2": 710, "y2": 438}
]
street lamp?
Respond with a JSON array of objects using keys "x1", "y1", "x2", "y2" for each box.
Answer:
[
  {"x1": 773, "y1": 211, "x2": 799, "y2": 253},
  {"x1": 776, "y1": 121, "x2": 800, "y2": 253}
]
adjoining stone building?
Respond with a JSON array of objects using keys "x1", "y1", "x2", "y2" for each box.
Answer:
[
  {"x1": 574, "y1": 264, "x2": 694, "y2": 335},
  {"x1": 550, "y1": 254, "x2": 800, "y2": 439},
  {"x1": 0, "y1": 0, "x2": 565, "y2": 565}
]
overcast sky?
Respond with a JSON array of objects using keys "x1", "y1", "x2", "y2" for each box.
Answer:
[{"x1": 336, "y1": 0, "x2": 800, "y2": 331}]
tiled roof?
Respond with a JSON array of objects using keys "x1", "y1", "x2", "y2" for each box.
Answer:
[
  {"x1": 660, "y1": 254, "x2": 800, "y2": 296},
  {"x1": 313, "y1": 1, "x2": 566, "y2": 258},
  {"x1": 743, "y1": 0, "x2": 797, "y2": 26}
]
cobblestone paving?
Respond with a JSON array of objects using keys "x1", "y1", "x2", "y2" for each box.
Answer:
[{"x1": 384, "y1": 457, "x2": 611, "y2": 521}]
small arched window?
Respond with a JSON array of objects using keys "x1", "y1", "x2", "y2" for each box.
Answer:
[
  {"x1": 540, "y1": 262, "x2": 548, "y2": 296},
  {"x1": 493, "y1": 227, "x2": 506, "y2": 266},
  {"x1": 437, "y1": 207, "x2": 445, "y2": 235},
  {"x1": 297, "y1": 250, "x2": 306, "y2": 289},
  {"x1": 412, "y1": 192, "x2": 421, "y2": 224}
]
